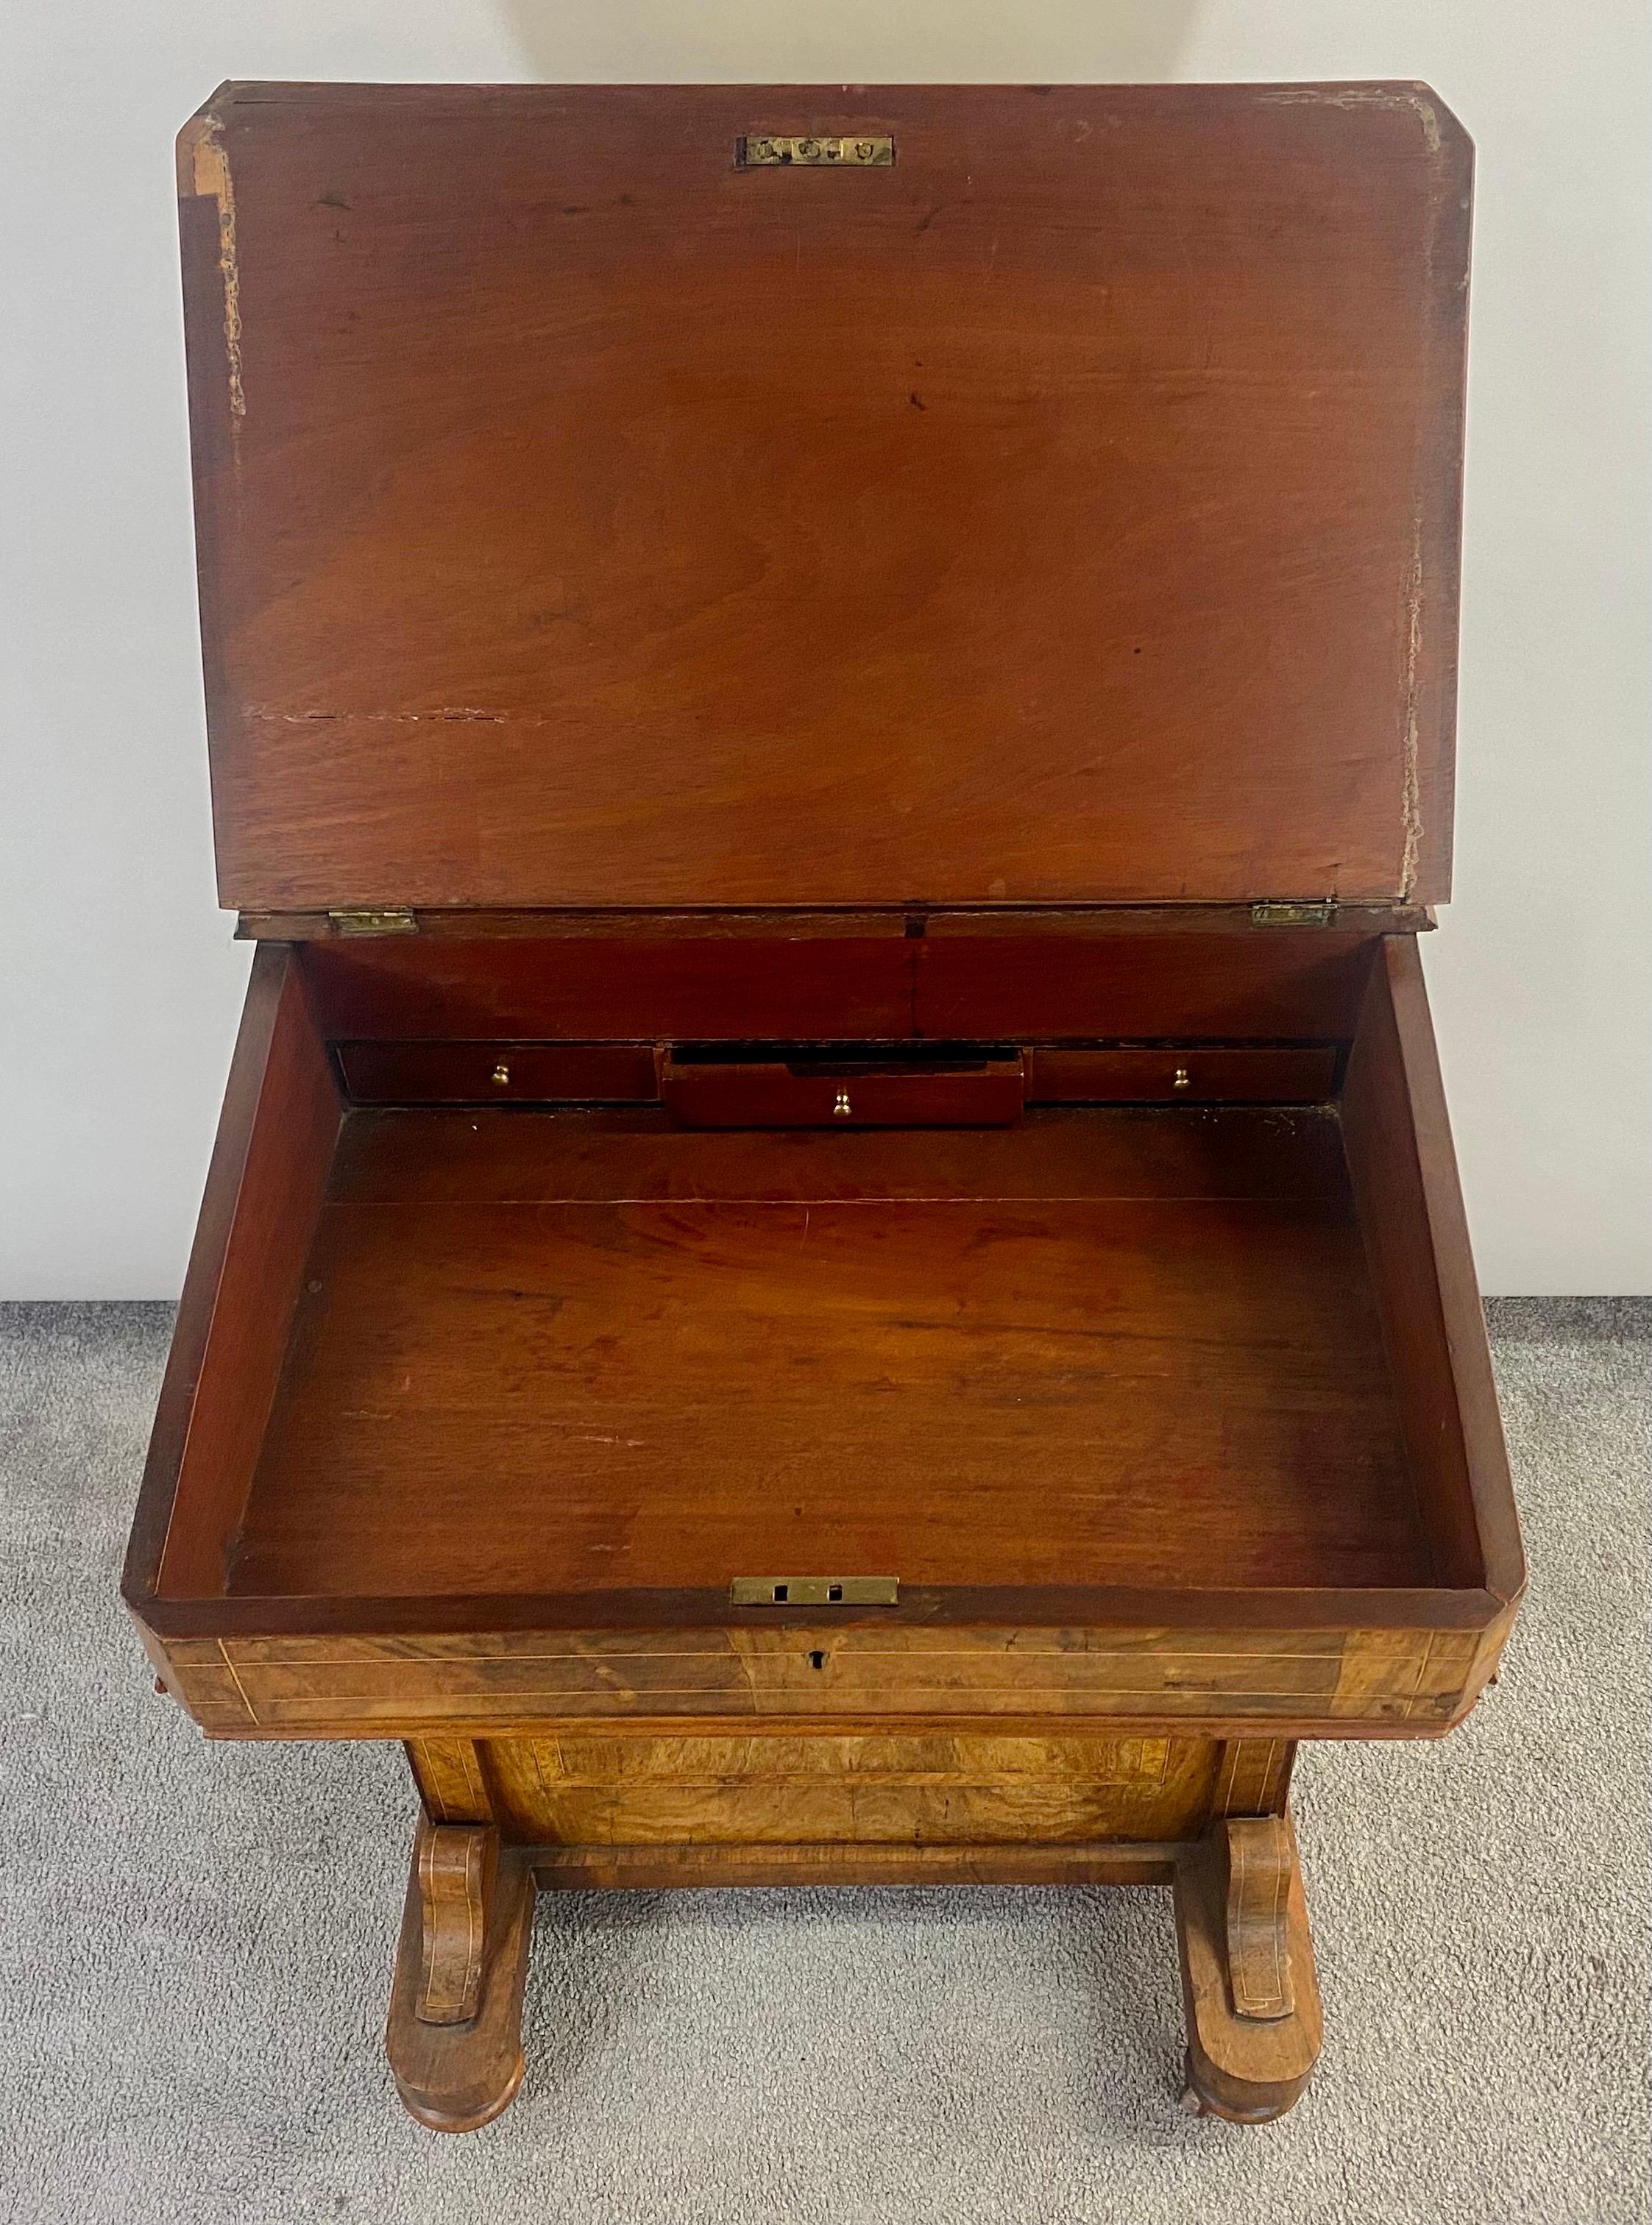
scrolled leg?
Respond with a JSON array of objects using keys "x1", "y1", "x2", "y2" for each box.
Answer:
[
  {"x1": 386, "y1": 1817, "x2": 535, "y2": 2131},
  {"x1": 1172, "y1": 1814, "x2": 1322, "y2": 2123}
]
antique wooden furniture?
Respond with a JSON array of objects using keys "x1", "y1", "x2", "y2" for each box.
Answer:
[{"x1": 126, "y1": 81, "x2": 1523, "y2": 2130}]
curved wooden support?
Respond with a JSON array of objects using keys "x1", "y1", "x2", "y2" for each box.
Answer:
[
  {"x1": 1172, "y1": 1814, "x2": 1322, "y2": 2123},
  {"x1": 386, "y1": 1818, "x2": 534, "y2": 2131},
  {"x1": 382, "y1": 1760, "x2": 1323, "y2": 2130},
  {"x1": 1222, "y1": 1815, "x2": 1297, "y2": 2020},
  {"x1": 414, "y1": 1823, "x2": 497, "y2": 2023}
]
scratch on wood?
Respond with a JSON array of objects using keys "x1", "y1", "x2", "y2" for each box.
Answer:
[
  {"x1": 1261, "y1": 87, "x2": 1451, "y2": 899},
  {"x1": 247, "y1": 706, "x2": 509, "y2": 725},
  {"x1": 1397, "y1": 79, "x2": 1452, "y2": 901},
  {"x1": 182, "y1": 115, "x2": 245, "y2": 422},
  {"x1": 1399, "y1": 419, "x2": 1430, "y2": 904},
  {"x1": 1257, "y1": 82, "x2": 1442, "y2": 143}
]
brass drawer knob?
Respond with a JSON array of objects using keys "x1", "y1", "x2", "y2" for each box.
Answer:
[
  {"x1": 833, "y1": 1090, "x2": 853, "y2": 1118},
  {"x1": 491, "y1": 1062, "x2": 511, "y2": 1087}
]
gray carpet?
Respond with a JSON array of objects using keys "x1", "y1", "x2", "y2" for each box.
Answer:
[{"x1": 0, "y1": 1300, "x2": 1647, "y2": 2225}]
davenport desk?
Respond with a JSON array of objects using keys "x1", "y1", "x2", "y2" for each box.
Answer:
[{"x1": 125, "y1": 81, "x2": 1524, "y2": 2129}]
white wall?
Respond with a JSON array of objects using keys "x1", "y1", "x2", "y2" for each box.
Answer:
[{"x1": 2, "y1": 1, "x2": 1647, "y2": 1297}]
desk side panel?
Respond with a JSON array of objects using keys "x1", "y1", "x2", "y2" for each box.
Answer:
[
  {"x1": 124, "y1": 947, "x2": 341, "y2": 1619},
  {"x1": 1341, "y1": 936, "x2": 1524, "y2": 1627}
]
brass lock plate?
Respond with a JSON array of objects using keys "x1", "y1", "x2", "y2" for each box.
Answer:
[{"x1": 731, "y1": 1576, "x2": 899, "y2": 1607}]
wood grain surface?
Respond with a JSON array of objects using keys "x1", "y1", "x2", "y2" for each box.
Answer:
[
  {"x1": 1027, "y1": 1046, "x2": 1339, "y2": 1104},
  {"x1": 658, "y1": 1046, "x2": 1027, "y2": 1126},
  {"x1": 124, "y1": 948, "x2": 340, "y2": 1603},
  {"x1": 527, "y1": 1840, "x2": 1183, "y2": 1891},
  {"x1": 330, "y1": 1039, "x2": 1341, "y2": 1112},
  {"x1": 325, "y1": 1101, "x2": 1354, "y2": 1208},
  {"x1": 407, "y1": 1730, "x2": 1297, "y2": 1841},
  {"x1": 1342, "y1": 939, "x2": 1525, "y2": 1601},
  {"x1": 229, "y1": 1107, "x2": 1422, "y2": 1599},
  {"x1": 486, "y1": 1732, "x2": 1210, "y2": 1846},
  {"x1": 1222, "y1": 1814, "x2": 1297, "y2": 2017},
  {"x1": 387, "y1": 1821, "x2": 533, "y2": 2131},
  {"x1": 134, "y1": 82, "x2": 1511, "y2": 2134},
  {"x1": 1175, "y1": 1814, "x2": 1322, "y2": 2119},
  {"x1": 336, "y1": 1040, "x2": 659, "y2": 1107},
  {"x1": 293, "y1": 926, "x2": 1380, "y2": 1048},
  {"x1": 128, "y1": 951, "x2": 1517, "y2": 1748},
  {"x1": 151, "y1": 1623, "x2": 1489, "y2": 1739},
  {"x1": 180, "y1": 82, "x2": 1467, "y2": 912},
  {"x1": 413, "y1": 1822, "x2": 497, "y2": 2023}
]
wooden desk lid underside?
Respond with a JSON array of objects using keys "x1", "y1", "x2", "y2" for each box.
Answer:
[{"x1": 180, "y1": 82, "x2": 1468, "y2": 914}]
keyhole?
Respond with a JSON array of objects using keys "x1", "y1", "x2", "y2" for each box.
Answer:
[{"x1": 806, "y1": 1650, "x2": 828, "y2": 1671}]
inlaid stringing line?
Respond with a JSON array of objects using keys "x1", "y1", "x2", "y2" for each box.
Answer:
[
  {"x1": 1258, "y1": 1736, "x2": 1282, "y2": 1809},
  {"x1": 1215, "y1": 1742, "x2": 1237, "y2": 1812},
  {"x1": 341, "y1": 1194, "x2": 1339, "y2": 1209},
  {"x1": 1231, "y1": 1825, "x2": 1287, "y2": 2012},
  {"x1": 1405, "y1": 1631, "x2": 1438, "y2": 1717},
  {"x1": 240, "y1": 1684, "x2": 1353, "y2": 1708},
  {"x1": 415, "y1": 1828, "x2": 438, "y2": 2015},
  {"x1": 216, "y1": 1638, "x2": 259, "y2": 1725},
  {"x1": 465, "y1": 1836, "x2": 478, "y2": 2006},
  {"x1": 221, "y1": 1646, "x2": 1353, "y2": 1667},
  {"x1": 1269, "y1": 1831, "x2": 1288, "y2": 2003}
]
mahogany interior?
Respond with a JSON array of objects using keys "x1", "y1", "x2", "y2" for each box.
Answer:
[
  {"x1": 224, "y1": 1104, "x2": 1432, "y2": 1599},
  {"x1": 193, "y1": 85, "x2": 1464, "y2": 915}
]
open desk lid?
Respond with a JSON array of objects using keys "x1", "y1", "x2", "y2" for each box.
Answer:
[{"x1": 180, "y1": 82, "x2": 1469, "y2": 918}]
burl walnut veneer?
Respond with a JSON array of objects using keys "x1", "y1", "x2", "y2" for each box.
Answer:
[{"x1": 127, "y1": 82, "x2": 1522, "y2": 2129}]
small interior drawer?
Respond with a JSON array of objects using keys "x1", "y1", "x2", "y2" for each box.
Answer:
[
  {"x1": 660, "y1": 1046, "x2": 1025, "y2": 1127},
  {"x1": 1028, "y1": 1046, "x2": 1338, "y2": 1104},
  {"x1": 337, "y1": 1041, "x2": 657, "y2": 1105}
]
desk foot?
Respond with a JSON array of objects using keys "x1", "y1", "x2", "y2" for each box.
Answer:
[
  {"x1": 386, "y1": 1818, "x2": 534, "y2": 2131},
  {"x1": 1172, "y1": 1815, "x2": 1322, "y2": 2123}
]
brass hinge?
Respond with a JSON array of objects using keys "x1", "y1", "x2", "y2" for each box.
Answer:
[
  {"x1": 327, "y1": 907, "x2": 417, "y2": 937},
  {"x1": 737, "y1": 134, "x2": 894, "y2": 168},
  {"x1": 1251, "y1": 901, "x2": 1337, "y2": 928}
]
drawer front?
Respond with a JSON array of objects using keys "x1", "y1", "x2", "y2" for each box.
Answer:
[
  {"x1": 155, "y1": 1622, "x2": 1499, "y2": 1739},
  {"x1": 336, "y1": 1040, "x2": 657, "y2": 1104},
  {"x1": 338, "y1": 1040, "x2": 1331, "y2": 1109},
  {"x1": 1028, "y1": 1046, "x2": 1338, "y2": 1104},
  {"x1": 472, "y1": 1731, "x2": 1226, "y2": 1846},
  {"x1": 661, "y1": 1052, "x2": 1026, "y2": 1128}
]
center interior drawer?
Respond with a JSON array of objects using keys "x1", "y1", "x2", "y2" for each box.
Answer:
[{"x1": 660, "y1": 1043, "x2": 1026, "y2": 1126}]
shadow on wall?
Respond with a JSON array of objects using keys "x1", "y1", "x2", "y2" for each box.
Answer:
[{"x1": 494, "y1": 1, "x2": 1205, "y2": 83}]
